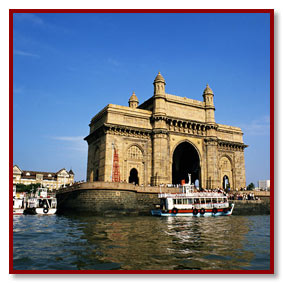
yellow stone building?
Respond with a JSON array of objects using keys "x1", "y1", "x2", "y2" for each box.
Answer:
[
  {"x1": 85, "y1": 72, "x2": 247, "y2": 190},
  {"x1": 13, "y1": 165, "x2": 74, "y2": 190}
]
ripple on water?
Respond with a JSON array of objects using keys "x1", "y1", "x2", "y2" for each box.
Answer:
[{"x1": 13, "y1": 214, "x2": 270, "y2": 270}]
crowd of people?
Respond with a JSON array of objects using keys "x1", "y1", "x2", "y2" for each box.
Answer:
[
  {"x1": 87, "y1": 180, "x2": 261, "y2": 201},
  {"x1": 228, "y1": 192, "x2": 260, "y2": 201},
  {"x1": 164, "y1": 184, "x2": 261, "y2": 201}
]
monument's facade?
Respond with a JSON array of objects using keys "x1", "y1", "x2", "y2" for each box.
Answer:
[{"x1": 85, "y1": 72, "x2": 247, "y2": 190}]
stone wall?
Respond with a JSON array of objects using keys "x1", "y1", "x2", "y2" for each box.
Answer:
[
  {"x1": 57, "y1": 189, "x2": 159, "y2": 215},
  {"x1": 232, "y1": 199, "x2": 270, "y2": 215}
]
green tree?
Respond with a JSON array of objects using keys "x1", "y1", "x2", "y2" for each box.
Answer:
[
  {"x1": 247, "y1": 183, "x2": 255, "y2": 190},
  {"x1": 16, "y1": 183, "x2": 42, "y2": 194}
]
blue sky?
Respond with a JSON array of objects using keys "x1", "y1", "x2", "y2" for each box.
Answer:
[{"x1": 13, "y1": 12, "x2": 270, "y2": 185}]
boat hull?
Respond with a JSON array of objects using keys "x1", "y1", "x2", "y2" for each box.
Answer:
[
  {"x1": 35, "y1": 208, "x2": 57, "y2": 215},
  {"x1": 13, "y1": 209, "x2": 25, "y2": 215},
  {"x1": 151, "y1": 204, "x2": 234, "y2": 217},
  {"x1": 23, "y1": 207, "x2": 57, "y2": 215}
]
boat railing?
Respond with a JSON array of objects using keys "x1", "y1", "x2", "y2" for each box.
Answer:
[{"x1": 158, "y1": 192, "x2": 227, "y2": 198}]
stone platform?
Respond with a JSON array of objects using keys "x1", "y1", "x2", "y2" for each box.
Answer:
[{"x1": 56, "y1": 182, "x2": 270, "y2": 215}]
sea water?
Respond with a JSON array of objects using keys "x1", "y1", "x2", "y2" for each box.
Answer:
[{"x1": 13, "y1": 214, "x2": 270, "y2": 270}]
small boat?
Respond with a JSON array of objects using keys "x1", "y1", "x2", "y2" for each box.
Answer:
[
  {"x1": 13, "y1": 198, "x2": 26, "y2": 215},
  {"x1": 151, "y1": 178, "x2": 234, "y2": 217},
  {"x1": 13, "y1": 185, "x2": 26, "y2": 215},
  {"x1": 24, "y1": 188, "x2": 57, "y2": 215}
]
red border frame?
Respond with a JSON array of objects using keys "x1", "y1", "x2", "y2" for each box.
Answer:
[{"x1": 9, "y1": 9, "x2": 274, "y2": 274}]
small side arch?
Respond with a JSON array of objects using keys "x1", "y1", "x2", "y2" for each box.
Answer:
[
  {"x1": 129, "y1": 167, "x2": 139, "y2": 185},
  {"x1": 219, "y1": 155, "x2": 233, "y2": 190}
]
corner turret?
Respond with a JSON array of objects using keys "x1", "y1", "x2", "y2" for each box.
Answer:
[
  {"x1": 128, "y1": 91, "x2": 139, "y2": 109},
  {"x1": 203, "y1": 84, "x2": 215, "y2": 123},
  {"x1": 153, "y1": 71, "x2": 166, "y2": 97},
  {"x1": 153, "y1": 72, "x2": 166, "y2": 116}
]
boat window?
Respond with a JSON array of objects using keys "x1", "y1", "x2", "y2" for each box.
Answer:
[
  {"x1": 173, "y1": 199, "x2": 177, "y2": 205},
  {"x1": 177, "y1": 199, "x2": 182, "y2": 204},
  {"x1": 219, "y1": 198, "x2": 224, "y2": 203},
  {"x1": 188, "y1": 198, "x2": 193, "y2": 204},
  {"x1": 212, "y1": 198, "x2": 217, "y2": 203},
  {"x1": 183, "y1": 199, "x2": 188, "y2": 204},
  {"x1": 201, "y1": 198, "x2": 206, "y2": 204},
  {"x1": 194, "y1": 198, "x2": 200, "y2": 204},
  {"x1": 206, "y1": 198, "x2": 211, "y2": 203}
]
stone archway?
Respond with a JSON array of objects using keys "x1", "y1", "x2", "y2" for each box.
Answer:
[
  {"x1": 172, "y1": 142, "x2": 201, "y2": 186},
  {"x1": 129, "y1": 168, "x2": 139, "y2": 185}
]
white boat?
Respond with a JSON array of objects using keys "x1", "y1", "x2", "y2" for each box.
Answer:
[
  {"x1": 151, "y1": 181, "x2": 234, "y2": 217},
  {"x1": 13, "y1": 185, "x2": 26, "y2": 215},
  {"x1": 24, "y1": 188, "x2": 57, "y2": 215}
]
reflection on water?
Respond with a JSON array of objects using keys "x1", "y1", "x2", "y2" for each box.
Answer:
[{"x1": 13, "y1": 214, "x2": 270, "y2": 270}]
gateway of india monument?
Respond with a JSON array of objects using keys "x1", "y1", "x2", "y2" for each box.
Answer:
[{"x1": 84, "y1": 72, "x2": 247, "y2": 190}]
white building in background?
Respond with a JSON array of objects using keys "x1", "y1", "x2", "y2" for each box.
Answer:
[
  {"x1": 258, "y1": 180, "x2": 270, "y2": 191},
  {"x1": 13, "y1": 165, "x2": 74, "y2": 190}
]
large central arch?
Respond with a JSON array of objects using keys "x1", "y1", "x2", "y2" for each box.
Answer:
[{"x1": 172, "y1": 141, "x2": 201, "y2": 186}]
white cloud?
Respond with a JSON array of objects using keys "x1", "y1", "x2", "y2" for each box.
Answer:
[
  {"x1": 50, "y1": 136, "x2": 87, "y2": 152},
  {"x1": 14, "y1": 13, "x2": 71, "y2": 35},
  {"x1": 51, "y1": 136, "x2": 84, "y2": 141},
  {"x1": 240, "y1": 115, "x2": 270, "y2": 136},
  {"x1": 14, "y1": 13, "x2": 44, "y2": 25},
  {"x1": 14, "y1": 49, "x2": 39, "y2": 58}
]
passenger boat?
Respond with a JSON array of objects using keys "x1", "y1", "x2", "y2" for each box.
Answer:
[
  {"x1": 13, "y1": 185, "x2": 26, "y2": 215},
  {"x1": 151, "y1": 181, "x2": 234, "y2": 217},
  {"x1": 24, "y1": 188, "x2": 57, "y2": 215}
]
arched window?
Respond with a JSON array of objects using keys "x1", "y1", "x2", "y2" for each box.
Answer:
[{"x1": 127, "y1": 145, "x2": 143, "y2": 160}]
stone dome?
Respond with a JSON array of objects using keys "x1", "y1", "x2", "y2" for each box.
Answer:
[
  {"x1": 203, "y1": 84, "x2": 214, "y2": 95},
  {"x1": 129, "y1": 91, "x2": 139, "y2": 103},
  {"x1": 154, "y1": 72, "x2": 166, "y2": 83}
]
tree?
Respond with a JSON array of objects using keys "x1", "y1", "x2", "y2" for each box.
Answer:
[
  {"x1": 247, "y1": 183, "x2": 255, "y2": 190},
  {"x1": 16, "y1": 183, "x2": 42, "y2": 194}
]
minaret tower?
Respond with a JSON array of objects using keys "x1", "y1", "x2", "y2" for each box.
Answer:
[
  {"x1": 151, "y1": 72, "x2": 169, "y2": 186},
  {"x1": 153, "y1": 71, "x2": 166, "y2": 116},
  {"x1": 203, "y1": 84, "x2": 218, "y2": 189},
  {"x1": 203, "y1": 84, "x2": 215, "y2": 124}
]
